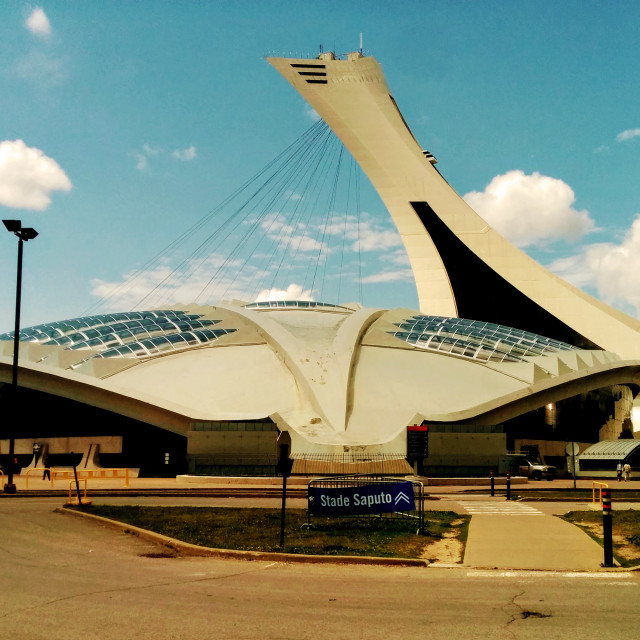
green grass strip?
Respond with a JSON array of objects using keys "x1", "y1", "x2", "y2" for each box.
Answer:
[{"x1": 80, "y1": 505, "x2": 468, "y2": 559}]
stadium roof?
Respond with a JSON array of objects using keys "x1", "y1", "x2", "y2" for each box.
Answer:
[
  {"x1": 2, "y1": 302, "x2": 638, "y2": 455},
  {"x1": 578, "y1": 440, "x2": 640, "y2": 460}
]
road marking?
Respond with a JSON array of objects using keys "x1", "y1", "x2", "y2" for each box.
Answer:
[
  {"x1": 457, "y1": 501, "x2": 544, "y2": 515},
  {"x1": 468, "y1": 570, "x2": 635, "y2": 579}
]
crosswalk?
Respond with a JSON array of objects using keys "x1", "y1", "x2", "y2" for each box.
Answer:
[{"x1": 457, "y1": 501, "x2": 545, "y2": 516}]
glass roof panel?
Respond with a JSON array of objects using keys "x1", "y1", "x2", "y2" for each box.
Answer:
[
  {"x1": 89, "y1": 328, "x2": 237, "y2": 361},
  {"x1": 19, "y1": 312, "x2": 223, "y2": 352},
  {"x1": 389, "y1": 315, "x2": 577, "y2": 364},
  {"x1": 0, "y1": 309, "x2": 195, "y2": 344},
  {"x1": 243, "y1": 300, "x2": 352, "y2": 311}
]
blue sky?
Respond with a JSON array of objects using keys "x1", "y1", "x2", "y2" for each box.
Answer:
[{"x1": 1, "y1": 1, "x2": 640, "y2": 332}]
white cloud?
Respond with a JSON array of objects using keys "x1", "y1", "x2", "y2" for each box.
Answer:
[
  {"x1": 133, "y1": 144, "x2": 160, "y2": 172},
  {"x1": 134, "y1": 144, "x2": 197, "y2": 171},
  {"x1": 259, "y1": 215, "x2": 328, "y2": 254},
  {"x1": 26, "y1": 7, "x2": 51, "y2": 38},
  {"x1": 259, "y1": 214, "x2": 296, "y2": 236},
  {"x1": 548, "y1": 214, "x2": 640, "y2": 316},
  {"x1": 544, "y1": 254, "x2": 594, "y2": 289},
  {"x1": 463, "y1": 170, "x2": 595, "y2": 248},
  {"x1": 616, "y1": 129, "x2": 640, "y2": 142},
  {"x1": 258, "y1": 214, "x2": 403, "y2": 258},
  {"x1": 254, "y1": 283, "x2": 314, "y2": 302},
  {"x1": 133, "y1": 152, "x2": 149, "y2": 172},
  {"x1": 305, "y1": 105, "x2": 321, "y2": 122},
  {"x1": 91, "y1": 253, "x2": 265, "y2": 309},
  {"x1": 13, "y1": 50, "x2": 67, "y2": 87},
  {"x1": 0, "y1": 139, "x2": 71, "y2": 210},
  {"x1": 142, "y1": 144, "x2": 161, "y2": 157},
  {"x1": 355, "y1": 225, "x2": 403, "y2": 251},
  {"x1": 283, "y1": 234, "x2": 326, "y2": 252},
  {"x1": 380, "y1": 249, "x2": 410, "y2": 266},
  {"x1": 323, "y1": 215, "x2": 403, "y2": 252},
  {"x1": 172, "y1": 146, "x2": 197, "y2": 161},
  {"x1": 90, "y1": 253, "x2": 317, "y2": 310},
  {"x1": 361, "y1": 269, "x2": 413, "y2": 284}
]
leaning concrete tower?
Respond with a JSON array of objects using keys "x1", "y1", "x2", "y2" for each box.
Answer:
[{"x1": 269, "y1": 52, "x2": 640, "y2": 360}]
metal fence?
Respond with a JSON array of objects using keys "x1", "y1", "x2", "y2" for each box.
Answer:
[
  {"x1": 306, "y1": 474, "x2": 425, "y2": 532},
  {"x1": 292, "y1": 453, "x2": 411, "y2": 476}
]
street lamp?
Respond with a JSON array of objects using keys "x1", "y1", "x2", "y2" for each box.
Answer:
[{"x1": 2, "y1": 220, "x2": 38, "y2": 494}]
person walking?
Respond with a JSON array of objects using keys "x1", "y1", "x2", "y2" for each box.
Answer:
[
  {"x1": 623, "y1": 462, "x2": 631, "y2": 482},
  {"x1": 42, "y1": 450, "x2": 51, "y2": 481},
  {"x1": 616, "y1": 461, "x2": 623, "y2": 481}
]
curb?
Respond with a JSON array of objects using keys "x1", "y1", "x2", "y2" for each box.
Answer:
[{"x1": 55, "y1": 507, "x2": 429, "y2": 568}]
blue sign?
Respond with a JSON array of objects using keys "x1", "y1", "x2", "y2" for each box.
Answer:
[{"x1": 310, "y1": 482, "x2": 416, "y2": 516}]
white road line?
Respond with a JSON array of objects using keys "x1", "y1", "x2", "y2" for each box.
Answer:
[
  {"x1": 468, "y1": 570, "x2": 635, "y2": 579},
  {"x1": 457, "y1": 501, "x2": 544, "y2": 515}
]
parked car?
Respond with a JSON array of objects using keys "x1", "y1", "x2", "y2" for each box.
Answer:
[{"x1": 517, "y1": 458, "x2": 556, "y2": 481}]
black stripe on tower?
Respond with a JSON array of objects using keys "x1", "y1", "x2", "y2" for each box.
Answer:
[{"x1": 409, "y1": 201, "x2": 599, "y2": 349}]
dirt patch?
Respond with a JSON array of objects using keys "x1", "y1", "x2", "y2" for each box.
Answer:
[
  {"x1": 421, "y1": 518, "x2": 465, "y2": 564},
  {"x1": 575, "y1": 521, "x2": 640, "y2": 562}
]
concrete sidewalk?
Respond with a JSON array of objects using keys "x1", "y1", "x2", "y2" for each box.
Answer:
[
  {"x1": 431, "y1": 481, "x2": 639, "y2": 570},
  {"x1": 457, "y1": 497, "x2": 606, "y2": 570}
]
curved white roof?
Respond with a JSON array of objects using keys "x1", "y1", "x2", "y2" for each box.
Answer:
[
  {"x1": 2, "y1": 301, "x2": 639, "y2": 456},
  {"x1": 579, "y1": 440, "x2": 640, "y2": 460}
]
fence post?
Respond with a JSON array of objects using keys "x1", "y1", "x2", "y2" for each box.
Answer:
[
  {"x1": 602, "y1": 488, "x2": 614, "y2": 567},
  {"x1": 72, "y1": 455, "x2": 83, "y2": 509},
  {"x1": 277, "y1": 432, "x2": 292, "y2": 550}
]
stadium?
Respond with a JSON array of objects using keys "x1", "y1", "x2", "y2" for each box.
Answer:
[{"x1": 2, "y1": 51, "x2": 639, "y2": 478}]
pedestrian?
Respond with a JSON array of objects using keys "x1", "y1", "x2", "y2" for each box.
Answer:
[
  {"x1": 42, "y1": 451, "x2": 51, "y2": 481},
  {"x1": 623, "y1": 462, "x2": 631, "y2": 482},
  {"x1": 616, "y1": 461, "x2": 623, "y2": 482}
]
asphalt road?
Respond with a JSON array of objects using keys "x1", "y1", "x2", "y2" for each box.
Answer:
[{"x1": 1, "y1": 498, "x2": 638, "y2": 640}]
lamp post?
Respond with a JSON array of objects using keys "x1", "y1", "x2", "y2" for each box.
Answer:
[{"x1": 3, "y1": 220, "x2": 38, "y2": 494}]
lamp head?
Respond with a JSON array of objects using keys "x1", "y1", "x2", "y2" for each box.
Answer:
[
  {"x1": 3, "y1": 219, "x2": 22, "y2": 233},
  {"x1": 20, "y1": 227, "x2": 38, "y2": 241},
  {"x1": 3, "y1": 220, "x2": 38, "y2": 241}
]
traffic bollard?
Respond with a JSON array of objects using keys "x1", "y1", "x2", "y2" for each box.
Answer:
[
  {"x1": 490, "y1": 470, "x2": 495, "y2": 497},
  {"x1": 602, "y1": 488, "x2": 614, "y2": 567},
  {"x1": 506, "y1": 471, "x2": 511, "y2": 500}
]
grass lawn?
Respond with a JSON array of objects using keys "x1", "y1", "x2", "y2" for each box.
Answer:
[
  {"x1": 563, "y1": 510, "x2": 640, "y2": 568},
  {"x1": 77, "y1": 505, "x2": 469, "y2": 559}
]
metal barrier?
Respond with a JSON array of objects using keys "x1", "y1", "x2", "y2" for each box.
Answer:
[
  {"x1": 68, "y1": 479, "x2": 89, "y2": 505},
  {"x1": 25, "y1": 468, "x2": 54, "y2": 488},
  {"x1": 307, "y1": 474, "x2": 425, "y2": 532},
  {"x1": 294, "y1": 453, "x2": 409, "y2": 476},
  {"x1": 592, "y1": 481, "x2": 609, "y2": 506},
  {"x1": 52, "y1": 468, "x2": 130, "y2": 487}
]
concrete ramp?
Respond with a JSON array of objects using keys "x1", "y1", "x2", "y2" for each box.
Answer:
[{"x1": 79, "y1": 443, "x2": 101, "y2": 469}]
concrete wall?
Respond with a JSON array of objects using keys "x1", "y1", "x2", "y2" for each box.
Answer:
[
  {"x1": 425, "y1": 431, "x2": 506, "y2": 469},
  {"x1": 187, "y1": 422, "x2": 279, "y2": 474},
  {"x1": 0, "y1": 435, "x2": 122, "y2": 455},
  {"x1": 188, "y1": 431, "x2": 278, "y2": 459}
]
